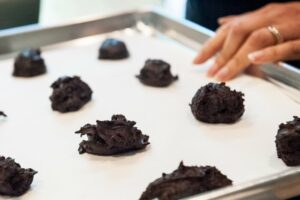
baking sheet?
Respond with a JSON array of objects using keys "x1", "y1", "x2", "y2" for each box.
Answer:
[{"x1": 0, "y1": 30, "x2": 300, "y2": 200}]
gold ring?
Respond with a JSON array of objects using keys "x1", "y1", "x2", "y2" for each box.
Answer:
[{"x1": 267, "y1": 26, "x2": 284, "y2": 45}]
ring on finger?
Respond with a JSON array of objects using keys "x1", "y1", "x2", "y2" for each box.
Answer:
[{"x1": 267, "y1": 26, "x2": 284, "y2": 45}]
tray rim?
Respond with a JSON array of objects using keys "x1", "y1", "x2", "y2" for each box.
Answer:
[
  {"x1": 0, "y1": 7, "x2": 299, "y2": 91},
  {"x1": 0, "y1": 7, "x2": 299, "y2": 200}
]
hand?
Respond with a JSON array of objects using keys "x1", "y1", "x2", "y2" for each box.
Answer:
[{"x1": 193, "y1": 2, "x2": 300, "y2": 81}]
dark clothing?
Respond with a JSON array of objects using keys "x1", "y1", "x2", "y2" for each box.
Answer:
[
  {"x1": 186, "y1": 0, "x2": 294, "y2": 31},
  {"x1": 0, "y1": 0, "x2": 40, "y2": 30}
]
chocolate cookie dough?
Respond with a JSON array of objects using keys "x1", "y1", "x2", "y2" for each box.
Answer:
[
  {"x1": 76, "y1": 114, "x2": 149, "y2": 155},
  {"x1": 50, "y1": 76, "x2": 92, "y2": 113},
  {"x1": 190, "y1": 82, "x2": 245, "y2": 123},
  {"x1": 98, "y1": 38, "x2": 129, "y2": 60},
  {"x1": 136, "y1": 59, "x2": 178, "y2": 87},
  {"x1": 276, "y1": 116, "x2": 300, "y2": 166},
  {"x1": 13, "y1": 48, "x2": 47, "y2": 77},
  {"x1": 0, "y1": 156, "x2": 37, "y2": 196},
  {"x1": 0, "y1": 111, "x2": 6, "y2": 117},
  {"x1": 140, "y1": 162, "x2": 232, "y2": 200}
]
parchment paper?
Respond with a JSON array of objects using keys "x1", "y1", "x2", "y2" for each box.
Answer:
[{"x1": 0, "y1": 31, "x2": 300, "y2": 200}]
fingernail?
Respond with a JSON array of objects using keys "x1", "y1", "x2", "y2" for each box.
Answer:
[
  {"x1": 248, "y1": 51, "x2": 264, "y2": 62},
  {"x1": 216, "y1": 67, "x2": 229, "y2": 80},
  {"x1": 207, "y1": 62, "x2": 218, "y2": 77},
  {"x1": 193, "y1": 58, "x2": 198, "y2": 64},
  {"x1": 193, "y1": 51, "x2": 203, "y2": 64}
]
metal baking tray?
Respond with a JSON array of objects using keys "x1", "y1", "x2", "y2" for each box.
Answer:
[{"x1": 0, "y1": 8, "x2": 299, "y2": 200}]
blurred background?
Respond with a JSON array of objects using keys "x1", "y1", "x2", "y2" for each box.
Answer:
[{"x1": 0, "y1": 0, "x2": 186, "y2": 30}]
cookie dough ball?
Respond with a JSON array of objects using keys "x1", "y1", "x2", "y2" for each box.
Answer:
[
  {"x1": 98, "y1": 38, "x2": 129, "y2": 60},
  {"x1": 0, "y1": 111, "x2": 6, "y2": 117},
  {"x1": 13, "y1": 48, "x2": 47, "y2": 77},
  {"x1": 0, "y1": 156, "x2": 37, "y2": 196},
  {"x1": 276, "y1": 116, "x2": 300, "y2": 166},
  {"x1": 76, "y1": 114, "x2": 149, "y2": 155},
  {"x1": 136, "y1": 59, "x2": 178, "y2": 87},
  {"x1": 140, "y1": 162, "x2": 232, "y2": 200},
  {"x1": 50, "y1": 76, "x2": 92, "y2": 113},
  {"x1": 190, "y1": 82, "x2": 245, "y2": 123}
]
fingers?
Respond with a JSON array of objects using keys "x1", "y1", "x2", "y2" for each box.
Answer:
[
  {"x1": 215, "y1": 28, "x2": 275, "y2": 81},
  {"x1": 209, "y1": 21, "x2": 250, "y2": 77},
  {"x1": 194, "y1": 2, "x2": 300, "y2": 81},
  {"x1": 218, "y1": 6, "x2": 268, "y2": 25},
  {"x1": 194, "y1": 5, "x2": 278, "y2": 66},
  {"x1": 274, "y1": 22, "x2": 300, "y2": 41},
  {"x1": 211, "y1": 22, "x2": 300, "y2": 80},
  {"x1": 193, "y1": 25, "x2": 229, "y2": 64},
  {"x1": 245, "y1": 64, "x2": 266, "y2": 79},
  {"x1": 248, "y1": 22, "x2": 300, "y2": 64},
  {"x1": 218, "y1": 15, "x2": 238, "y2": 25},
  {"x1": 217, "y1": 8, "x2": 260, "y2": 25},
  {"x1": 206, "y1": 13, "x2": 279, "y2": 76},
  {"x1": 249, "y1": 40, "x2": 300, "y2": 64}
]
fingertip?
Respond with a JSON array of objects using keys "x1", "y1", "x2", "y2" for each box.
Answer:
[
  {"x1": 193, "y1": 52, "x2": 205, "y2": 64},
  {"x1": 218, "y1": 18, "x2": 225, "y2": 25},
  {"x1": 215, "y1": 73, "x2": 226, "y2": 81},
  {"x1": 207, "y1": 63, "x2": 219, "y2": 77},
  {"x1": 216, "y1": 76, "x2": 225, "y2": 82},
  {"x1": 207, "y1": 70, "x2": 214, "y2": 77},
  {"x1": 193, "y1": 57, "x2": 200, "y2": 64},
  {"x1": 215, "y1": 67, "x2": 230, "y2": 81},
  {"x1": 216, "y1": 74, "x2": 231, "y2": 82}
]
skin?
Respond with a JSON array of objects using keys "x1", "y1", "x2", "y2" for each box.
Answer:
[{"x1": 193, "y1": 2, "x2": 300, "y2": 81}]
